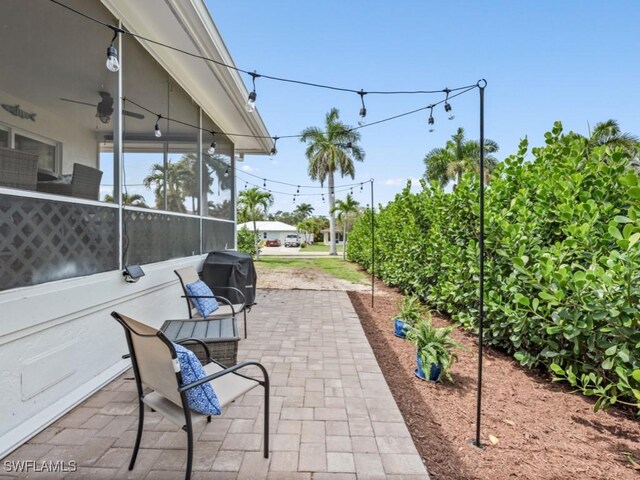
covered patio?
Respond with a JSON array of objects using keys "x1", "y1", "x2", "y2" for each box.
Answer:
[{"x1": 5, "y1": 289, "x2": 429, "y2": 479}]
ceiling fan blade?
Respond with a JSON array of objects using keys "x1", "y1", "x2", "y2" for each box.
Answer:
[
  {"x1": 123, "y1": 110, "x2": 145, "y2": 120},
  {"x1": 60, "y1": 98, "x2": 97, "y2": 108}
]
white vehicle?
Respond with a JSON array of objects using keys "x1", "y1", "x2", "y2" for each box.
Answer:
[{"x1": 284, "y1": 234, "x2": 301, "y2": 247}]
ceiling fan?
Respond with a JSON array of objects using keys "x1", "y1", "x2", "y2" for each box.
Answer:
[{"x1": 60, "y1": 91, "x2": 145, "y2": 124}]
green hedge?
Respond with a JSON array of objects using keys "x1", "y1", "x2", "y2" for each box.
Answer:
[{"x1": 348, "y1": 122, "x2": 640, "y2": 412}]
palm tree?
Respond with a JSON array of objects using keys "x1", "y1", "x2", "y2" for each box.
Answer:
[
  {"x1": 424, "y1": 127, "x2": 499, "y2": 187},
  {"x1": 143, "y1": 160, "x2": 192, "y2": 212},
  {"x1": 330, "y1": 194, "x2": 360, "y2": 260},
  {"x1": 587, "y1": 119, "x2": 639, "y2": 153},
  {"x1": 103, "y1": 192, "x2": 149, "y2": 208},
  {"x1": 237, "y1": 187, "x2": 273, "y2": 260},
  {"x1": 293, "y1": 203, "x2": 314, "y2": 224},
  {"x1": 300, "y1": 108, "x2": 365, "y2": 255}
]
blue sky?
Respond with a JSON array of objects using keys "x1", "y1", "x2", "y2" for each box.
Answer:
[{"x1": 206, "y1": 1, "x2": 639, "y2": 216}]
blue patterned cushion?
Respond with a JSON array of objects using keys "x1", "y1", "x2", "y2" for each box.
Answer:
[
  {"x1": 173, "y1": 343, "x2": 221, "y2": 416},
  {"x1": 185, "y1": 280, "x2": 219, "y2": 317}
]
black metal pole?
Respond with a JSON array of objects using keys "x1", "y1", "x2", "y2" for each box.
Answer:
[
  {"x1": 474, "y1": 79, "x2": 487, "y2": 448},
  {"x1": 370, "y1": 179, "x2": 375, "y2": 308}
]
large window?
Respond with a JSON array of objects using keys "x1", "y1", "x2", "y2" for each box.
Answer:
[
  {"x1": 14, "y1": 133, "x2": 57, "y2": 171},
  {"x1": 0, "y1": 127, "x2": 8, "y2": 148}
]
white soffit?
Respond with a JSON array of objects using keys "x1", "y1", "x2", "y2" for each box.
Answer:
[{"x1": 100, "y1": 0, "x2": 272, "y2": 154}]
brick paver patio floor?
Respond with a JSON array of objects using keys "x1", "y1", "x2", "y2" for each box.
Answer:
[{"x1": 4, "y1": 289, "x2": 429, "y2": 479}]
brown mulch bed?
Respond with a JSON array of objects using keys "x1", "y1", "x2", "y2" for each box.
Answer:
[{"x1": 348, "y1": 284, "x2": 640, "y2": 480}]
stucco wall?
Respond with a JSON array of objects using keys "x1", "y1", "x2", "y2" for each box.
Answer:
[{"x1": 0, "y1": 256, "x2": 205, "y2": 457}]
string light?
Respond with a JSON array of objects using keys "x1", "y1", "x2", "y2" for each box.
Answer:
[
  {"x1": 224, "y1": 165, "x2": 229, "y2": 177},
  {"x1": 293, "y1": 194, "x2": 296, "y2": 203},
  {"x1": 123, "y1": 86, "x2": 475, "y2": 154},
  {"x1": 270, "y1": 136, "x2": 279, "y2": 157},
  {"x1": 52, "y1": 0, "x2": 480, "y2": 105},
  {"x1": 105, "y1": 27, "x2": 121, "y2": 72},
  {"x1": 360, "y1": 183, "x2": 363, "y2": 192},
  {"x1": 246, "y1": 71, "x2": 259, "y2": 113},
  {"x1": 154, "y1": 115, "x2": 162, "y2": 137},
  {"x1": 263, "y1": 178, "x2": 266, "y2": 188},
  {"x1": 207, "y1": 131, "x2": 216, "y2": 155},
  {"x1": 296, "y1": 185, "x2": 300, "y2": 194},
  {"x1": 322, "y1": 194, "x2": 325, "y2": 202}
]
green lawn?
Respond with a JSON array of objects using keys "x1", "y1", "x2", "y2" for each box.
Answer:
[
  {"x1": 257, "y1": 256, "x2": 369, "y2": 285},
  {"x1": 301, "y1": 243, "x2": 344, "y2": 252}
]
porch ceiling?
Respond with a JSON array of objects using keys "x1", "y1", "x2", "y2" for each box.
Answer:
[{"x1": 101, "y1": 0, "x2": 273, "y2": 155}]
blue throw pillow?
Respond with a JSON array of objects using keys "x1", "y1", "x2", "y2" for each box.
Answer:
[
  {"x1": 185, "y1": 280, "x2": 219, "y2": 317},
  {"x1": 173, "y1": 343, "x2": 221, "y2": 416}
]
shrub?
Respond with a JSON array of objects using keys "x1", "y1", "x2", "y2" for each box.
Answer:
[
  {"x1": 348, "y1": 122, "x2": 640, "y2": 412},
  {"x1": 237, "y1": 226, "x2": 259, "y2": 257}
]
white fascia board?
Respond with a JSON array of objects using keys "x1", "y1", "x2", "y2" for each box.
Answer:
[{"x1": 100, "y1": 0, "x2": 273, "y2": 154}]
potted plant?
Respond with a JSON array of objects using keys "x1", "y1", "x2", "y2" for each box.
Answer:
[
  {"x1": 406, "y1": 314, "x2": 462, "y2": 382},
  {"x1": 393, "y1": 295, "x2": 423, "y2": 338}
]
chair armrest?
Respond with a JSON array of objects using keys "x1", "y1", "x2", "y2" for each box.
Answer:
[
  {"x1": 181, "y1": 294, "x2": 236, "y2": 316},
  {"x1": 209, "y1": 286, "x2": 246, "y2": 306},
  {"x1": 175, "y1": 337, "x2": 212, "y2": 360},
  {"x1": 178, "y1": 360, "x2": 269, "y2": 392}
]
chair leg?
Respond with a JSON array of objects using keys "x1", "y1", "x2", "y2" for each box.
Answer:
[
  {"x1": 243, "y1": 309, "x2": 248, "y2": 339},
  {"x1": 263, "y1": 381, "x2": 270, "y2": 458},
  {"x1": 185, "y1": 424, "x2": 194, "y2": 480},
  {"x1": 129, "y1": 400, "x2": 144, "y2": 470}
]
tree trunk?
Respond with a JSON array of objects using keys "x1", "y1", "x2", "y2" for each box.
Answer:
[
  {"x1": 342, "y1": 220, "x2": 347, "y2": 260},
  {"x1": 328, "y1": 173, "x2": 337, "y2": 255},
  {"x1": 253, "y1": 218, "x2": 260, "y2": 260}
]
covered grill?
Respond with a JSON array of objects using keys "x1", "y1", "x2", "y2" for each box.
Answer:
[{"x1": 202, "y1": 250, "x2": 257, "y2": 306}]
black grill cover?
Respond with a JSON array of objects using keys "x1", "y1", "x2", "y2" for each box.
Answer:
[{"x1": 202, "y1": 251, "x2": 257, "y2": 305}]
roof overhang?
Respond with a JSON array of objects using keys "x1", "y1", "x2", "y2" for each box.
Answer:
[{"x1": 100, "y1": 0, "x2": 272, "y2": 154}]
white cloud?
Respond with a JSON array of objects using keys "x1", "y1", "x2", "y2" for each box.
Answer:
[
  {"x1": 241, "y1": 165, "x2": 259, "y2": 173},
  {"x1": 384, "y1": 177, "x2": 422, "y2": 187},
  {"x1": 384, "y1": 178, "x2": 404, "y2": 186}
]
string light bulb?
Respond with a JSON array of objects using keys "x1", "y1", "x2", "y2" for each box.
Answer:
[
  {"x1": 105, "y1": 29, "x2": 120, "y2": 72},
  {"x1": 263, "y1": 178, "x2": 266, "y2": 188},
  {"x1": 207, "y1": 131, "x2": 217, "y2": 155},
  {"x1": 293, "y1": 195, "x2": 296, "y2": 203},
  {"x1": 246, "y1": 71, "x2": 259, "y2": 113},
  {"x1": 296, "y1": 185, "x2": 300, "y2": 194},
  {"x1": 360, "y1": 183, "x2": 363, "y2": 192},
  {"x1": 443, "y1": 88, "x2": 455, "y2": 120},
  {"x1": 322, "y1": 194, "x2": 325, "y2": 202},
  {"x1": 224, "y1": 165, "x2": 229, "y2": 177},
  {"x1": 358, "y1": 89, "x2": 367, "y2": 125},
  {"x1": 154, "y1": 115, "x2": 162, "y2": 138},
  {"x1": 428, "y1": 106, "x2": 435, "y2": 132},
  {"x1": 270, "y1": 136, "x2": 279, "y2": 157}
]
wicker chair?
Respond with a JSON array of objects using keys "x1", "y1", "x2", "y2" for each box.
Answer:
[
  {"x1": 175, "y1": 266, "x2": 250, "y2": 338},
  {"x1": 37, "y1": 163, "x2": 102, "y2": 200},
  {"x1": 0, "y1": 147, "x2": 38, "y2": 190},
  {"x1": 112, "y1": 311, "x2": 269, "y2": 480}
]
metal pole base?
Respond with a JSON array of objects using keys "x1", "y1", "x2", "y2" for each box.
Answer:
[{"x1": 468, "y1": 438, "x2": 484, "y2": 449}]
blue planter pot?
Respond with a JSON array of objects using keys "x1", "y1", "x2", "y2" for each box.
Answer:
[
  {"x1": 394, "y1": 319, "x2": 408, "y2": 338},
  {"x1": 415, "y1": 353, "x2": 442, "y2": 382}
]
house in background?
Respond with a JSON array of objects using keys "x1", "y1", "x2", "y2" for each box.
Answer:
[
  {"x1": 238, "y1": 220, "x2": 306, "y2": 244},
  {"x1": 0, "y1": 0, "x2": 271, "y2": 457},
  {"x1": 321, "y1": 228, "x2": 345, "y2": 245}
]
